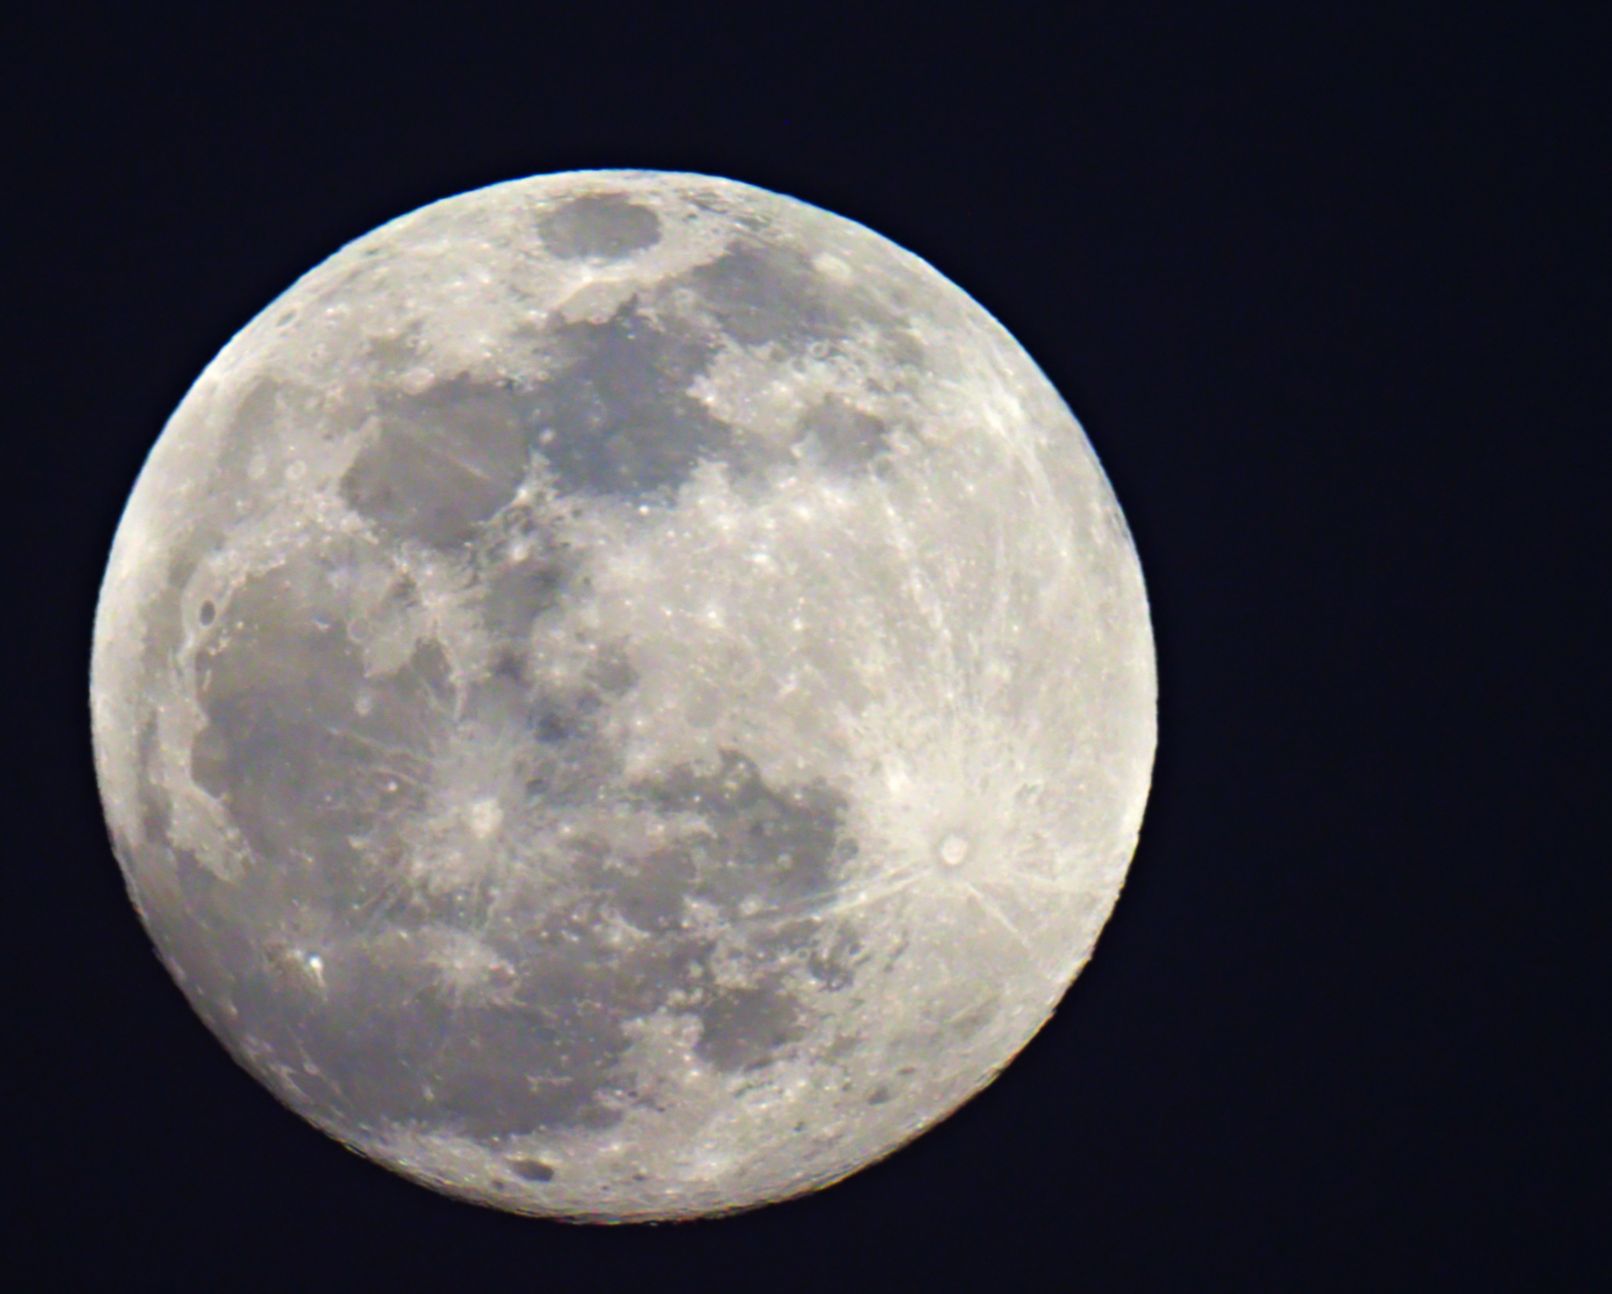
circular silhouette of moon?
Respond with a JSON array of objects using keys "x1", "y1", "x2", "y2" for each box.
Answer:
[{"x1": 90, "y1": 170, "x2": 1156, "y2": 1221}]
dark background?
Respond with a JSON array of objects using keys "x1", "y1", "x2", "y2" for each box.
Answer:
[{"x1": 13, "y1": 4, "x2": 1603, "y2": 1288}]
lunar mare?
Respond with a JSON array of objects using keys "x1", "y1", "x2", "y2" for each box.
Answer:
[{"x1": 90, "y1": 170, "x2": 1156, "y2": 1220}]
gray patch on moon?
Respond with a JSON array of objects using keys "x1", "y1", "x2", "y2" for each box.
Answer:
[
  {"x1": 340, "y1": 377, "x2": 533, "y2": 548},
  {"x1": 463, "y1": 496, "x2": 586, "y2": 690},
  {"x1": 180, "y1": 527, "x2": 864, "y2": 1145},
  {"x1": 191, "y1": 563, "x2": 442, "y2": 874},
  {"x1": 695, "y1": 980, "x2": 806, "y2": 1072},
  {"x1": 681, "y1": 239, "x2": 863, "y2": 347},
  {"x1": 631, "y1": 749, "x2": 856, "y2": 917},
  {"x1": 794, "y1": 396, "x2": 893, "y2": 471},
  {"x1": 528, "y1": 302, "x2": 733, "y2": 500},
  {"x1": 539, "y1": 195, "x2": 662, "y2": 261}
]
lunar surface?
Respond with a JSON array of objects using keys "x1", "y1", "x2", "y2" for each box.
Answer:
[{"x1": 90, "y1": 170, "x2": 1156, "y2": 1220}]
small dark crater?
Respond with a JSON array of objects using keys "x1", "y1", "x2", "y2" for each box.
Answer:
[
  {"x1": 490, "y1": 649, "x2": 528, "y2": 685},
  {"x1": 539, "y1": 195, "x2": 662, "y2": 261},
  {"x1": 197, "y1": 599, "x2": 216, "y2": 626},
  {"x1": 526, "y1": 677, "x2": 610, "y2": 748},
  {"x1": 534, "y1": 707, "x2": 578, "y2": 744},
  {"x1": 867, "y1": 1085, "x2": 892, "y2": 1105},
  {"x1": 509, "y1": 1157, "x2": 556, "y2": 1183},
  {"x1": 806, "y1": 927, "x2": 863, "y2": 992}
]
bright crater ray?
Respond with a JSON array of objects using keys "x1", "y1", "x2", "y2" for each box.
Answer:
[{"x1": 90, "y1": 170, "x2": 1157, "y2": 1220}]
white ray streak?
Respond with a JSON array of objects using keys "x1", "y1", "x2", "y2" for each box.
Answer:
[
  {"x1": 325, "y1": 723, "x2": 434, "y2": 769},
  {"x1": 394, "y1": 421, "x2": 502, "y2": 485},
  {"x1": 962, "y1": 880, "x2": 1037, "y2": 961},
  {"x1": 733, "y1": 863, "x2": 930, "y2": 933}
]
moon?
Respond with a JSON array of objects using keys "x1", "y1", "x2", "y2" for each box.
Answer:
[{"x1": 90, "y1": 170, "x2": 1157, "y2": 1221}]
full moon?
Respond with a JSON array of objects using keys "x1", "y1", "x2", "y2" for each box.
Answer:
[{"x1": 90, "y1": 170, "x2": 1156, "y2": 1221}]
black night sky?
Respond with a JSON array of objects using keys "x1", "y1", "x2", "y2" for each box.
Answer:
[{"x1": 14, "y1": 5, "x2": 1602, "y2": 1289}]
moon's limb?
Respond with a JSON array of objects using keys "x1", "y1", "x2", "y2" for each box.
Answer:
[{"x1": 90, "y1": 171, "x2": 1156, "y2": 1220}]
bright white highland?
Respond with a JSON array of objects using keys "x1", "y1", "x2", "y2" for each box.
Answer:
[{"x1": 90, "y1": 171, "x2": 1157, "y2": 1220}]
